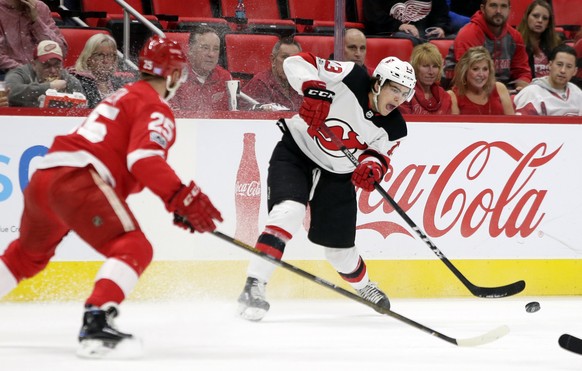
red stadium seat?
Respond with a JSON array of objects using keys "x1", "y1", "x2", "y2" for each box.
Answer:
[
  {"x1": 150, "y1": 0, "x2": 228, "y2": 32},
  {"x1": 429, "y1": 38, "x2": 454, "y2": 61},
  {"x1": 219, "y1": 0, "x2": 296, "y2": 36},
  {"x1": 365, "y1": 38, "x2": 414, "y2": 69},
  {"x1": 59, "y1": 27, "x2": 113, "y2": 68},
  {"x1": 287, "y1": 0, "x2": 364, "y2": 34},
  {"x1": 507, "y1": 0, "x2": 531, "y2": 27},
  {"x1": 292, "y1": 35, "x2": 335, "y2": 59},
  {"x1": 224, "y1": 33, "x2": 280, "y2": 81},
  {"x1": 81, "y1": 0, "x2": 157, "y2": 27},
  {"x1": 553, "y1": 0, "x2": 582, "y2": 38}
]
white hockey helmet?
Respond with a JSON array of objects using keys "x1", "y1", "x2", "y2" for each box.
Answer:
[{"x1": 373, "y1": 57, "x2": 416, "y2": 102}]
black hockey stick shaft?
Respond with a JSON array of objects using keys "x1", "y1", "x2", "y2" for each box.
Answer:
[
  {"x1": 559, "y1": 334, "x2": 582, "y2": 355},
  {"x1": 317, "y1": 125, "x2": 525, "y2": 298},
  {"x1": 210, "y1": 229, "x2": 508, "y2": 347}
]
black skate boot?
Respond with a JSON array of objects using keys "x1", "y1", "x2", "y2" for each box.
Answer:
[
  {"x1": 356, "y1": 281, "x2": 391, "y2": 312},
  {"x1": 238, "y1": 277, "x2": 270, "y2": 321},
  {"x1": 77, "y1": 304, "x2": 142, "y2": 359}
]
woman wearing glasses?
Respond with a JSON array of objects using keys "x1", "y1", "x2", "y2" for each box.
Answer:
[{"x1": 70, "y1": 33, "x2": 135, "y2": 108}]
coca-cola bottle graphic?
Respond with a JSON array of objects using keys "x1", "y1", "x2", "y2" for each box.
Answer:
[{"x1": 235, "y1": 133, "x2": 261, "y2": 245}]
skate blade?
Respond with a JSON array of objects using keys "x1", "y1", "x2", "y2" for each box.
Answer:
[
  {"x1": 76, "y1": 337, "x2": 144, "y2": 359},
  {"x1": 238, "y1": 304, "x2": 267, "y2": 322}
]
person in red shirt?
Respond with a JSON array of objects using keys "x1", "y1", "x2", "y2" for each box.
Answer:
[
  {"x1": 447, "y1": 46, "x2": 514, "y2": 115},
  {"x1": 400, "y1": 43, "x2": 452, "y2": 115},
  {"x1": 172, "y1": 26, "x2": 232, "y2": 112},
  {"x1": 443, "y1": 0, "x2": 532, "y2": 92},
  {"x1": 240, "y1": 37, "x2": 302, "y2": 111},
  {"x1": 0, "y1": 35, "x2": 223, "y2": 358}
]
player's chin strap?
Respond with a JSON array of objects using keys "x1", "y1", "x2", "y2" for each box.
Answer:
[
  {"x1": 164, "y1": 76, "x2": 181, "y2": 101},
  {"x1": 371, "y1": 82, "x2": 381, "y2": 112}
]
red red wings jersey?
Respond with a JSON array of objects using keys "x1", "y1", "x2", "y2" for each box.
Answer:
[{"x1": 38, "y1": 80, "x2": 178, "y2": 199}]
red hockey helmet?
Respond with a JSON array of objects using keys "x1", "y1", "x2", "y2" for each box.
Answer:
[{"x1": 138, "y1": 35, "x2": 188, "y2": 80}]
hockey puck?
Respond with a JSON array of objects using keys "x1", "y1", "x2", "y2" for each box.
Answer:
[{"x1": 525, "y1": 301, "x2": 540, "y2": 313}]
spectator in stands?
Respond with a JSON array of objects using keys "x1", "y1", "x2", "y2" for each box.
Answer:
[
  {"x1": 329, "y1": 28, "x2": 374, "y2": 75},
  {"x1": 5, "y1": 40, "x2": 83, "y2": 107},
  {"x1": 514, "y1": 44, "x2": 582, "y2": 116},
  {"x1": 444, "y1": 0, "x2": 531, "y2": 92},
  {"x1": 363, "y1": 0, "x2": 453, "y2": 45},
  {"x1": 447, "y1": 46, "x2": 514, "y2": 115},
  {"x1": 241, "y1": 37, "x2": 302, "y2": 111},
  {"x1": 400, "y1": 43, "x2": 452, "y2": 114},
  {"x1": 172, "y1": 26, "x2": 232, "y2": 112},
  {"x1": 517, "y1": 0, "x2": 561, "y2": 80},
  {"x1": 68, "y1": 33, "x2": 134, "y2": 108},
  {"x1": 0, "y1": 0, "x2": 68, "y2": 80}
]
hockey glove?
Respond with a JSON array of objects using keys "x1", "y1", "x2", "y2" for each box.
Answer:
[
  {"x1": 351, "y1": 161, "x2": 384, "y2": 191},
  {"x1": 168, "y1": 181, "x2": 223, "y2": 233},
  {"x1": 299, "y1": 80, "x2": 334, "y2": 131}
]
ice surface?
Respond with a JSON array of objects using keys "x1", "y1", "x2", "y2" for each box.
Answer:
[{"x1": 1, "y1": 297, "x2": 581, "y2": 370}]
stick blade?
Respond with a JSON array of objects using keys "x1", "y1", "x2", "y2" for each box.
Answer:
[
  {"x1": 559, "y1": 334, "x2": 582, "y2": 355},
  {"x1": 470, "y1": 280, "x2": 526, "y2": 298},
  {"x1": 456, "y1": 325, "x2": 510, "y2": 347}
]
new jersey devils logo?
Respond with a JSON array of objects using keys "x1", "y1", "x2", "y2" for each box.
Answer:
[{"x1": 310, "y1": 119, "x2": 367, "y2": 157}]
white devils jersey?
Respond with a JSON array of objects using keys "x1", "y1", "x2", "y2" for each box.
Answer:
[{"x1": 283, "y1": 52, "x2": 407, "y2": 174}]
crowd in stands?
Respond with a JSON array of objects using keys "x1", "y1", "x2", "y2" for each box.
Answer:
[{"x1": 1, "y1": 0, "x2": 582, "y2": 116}]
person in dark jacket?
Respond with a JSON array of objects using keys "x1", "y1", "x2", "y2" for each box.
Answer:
[{"x1": 363, "y1": 0, "x2": 453, "y2": 45}]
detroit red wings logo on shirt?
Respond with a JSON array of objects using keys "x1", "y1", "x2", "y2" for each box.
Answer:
[
  {"x1": 390, "y1": 0, "x2": 431, "y2": 23},
  {"x1": 310, "y1": 119, "x2": 367, "y2": 158}
]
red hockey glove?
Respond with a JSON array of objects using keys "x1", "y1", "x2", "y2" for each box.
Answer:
[
  {"x1": 168, "y1": 181, "x2": 223, "y2": 233},
  {"x1": 299, "y1": 80, "x2": 334, "y2": 130},
  {"x1": 351, "y1": 161, "x2": 384, "y2": 191}
]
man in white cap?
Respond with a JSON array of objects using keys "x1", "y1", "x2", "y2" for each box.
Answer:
[{"x1": 5, "y1": 39, "x2": 84, "y2": 107}]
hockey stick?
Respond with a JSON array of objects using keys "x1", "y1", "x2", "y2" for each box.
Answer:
[
  {"x1": 209, "y1": 229, "x2": 509, "y2": 347},
  {"x1": 559, "y1": 334, "x2": 582, "y2": 355},
  {"x1": 317, "y1": 125, "x2": 525, "y2": 298}
]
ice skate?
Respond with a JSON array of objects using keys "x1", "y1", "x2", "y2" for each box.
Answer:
[
  {"x1": 76, "y1": 304, "x2": 143, "y2": 359},
  {"x1": 357, "y1": 282, "x2": 391, "y2": 312},
  {"x1": 238, "y1": 277, "x2": 270, "y2": 321}
]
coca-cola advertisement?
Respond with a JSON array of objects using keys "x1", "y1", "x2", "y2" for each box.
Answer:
[{"x1": 234, "y1": 133, "x2": 261, "y2": 246}]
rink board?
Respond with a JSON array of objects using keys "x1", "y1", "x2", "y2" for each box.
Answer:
[{"x1": 0, "y1": 110, "x2": 581, "y2": 300}]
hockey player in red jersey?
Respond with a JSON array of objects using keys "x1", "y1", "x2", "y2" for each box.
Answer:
[
  {"x1": 0, "y1": 35, "x2": 223, "y2": 358},
  {"x1": 237, "y1": 53, "x2": 416, "y2": 321}
]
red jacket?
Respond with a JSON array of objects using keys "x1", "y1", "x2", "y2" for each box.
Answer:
[
  {"x1": 172, "y1": 65, "x2": 232, "y2": 112},
  {"x1": 444, "y1": 10, "x2": 531, "y2": 86}
]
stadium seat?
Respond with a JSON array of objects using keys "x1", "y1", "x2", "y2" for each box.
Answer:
[
  {"x1": 287, "y1": 0, "x2": 364, "y2": 34},
  {"x1": 365, "y1": 37, "x2": 414, "y2": 69},
  {"x1": 224, "y1": 33, "x2": 280, "y2": 81},
  {"x1": 507, "y1": 0, "x2": 530, "y2": 28},
  {"x1": 59, "y1": 27, "x2": 113, "y2": 68},
  {"x1": 292, "y1": 35, "x2": 335, "y2": 59},
  {"x1": 553, "y1": 0, "x2": 582, "y2": 39},
  {"x1": 80, "y1": 0, "x2": 157, "y2": 27},
  {"x1": 150, "y1": 0, "x2": 229, "y2": 33},
  {"x1": 219, "y1": 0, "x2": 296, "y2": 36},
  {"x1": 429, "y1": 38, "x2": 454, "y2": 61}
]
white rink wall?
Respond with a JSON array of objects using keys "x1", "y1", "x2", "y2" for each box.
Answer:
[{"x1": 0, "y1": 113, "x2": 581, "y2": 299}]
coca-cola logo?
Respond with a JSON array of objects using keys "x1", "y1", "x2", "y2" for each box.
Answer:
[
  {"x1": 236, "y1": 180, "x2": 261, "y2": 197},
  {"x1": 357, "y1": 141, "x2": 561, "y2": 239}
]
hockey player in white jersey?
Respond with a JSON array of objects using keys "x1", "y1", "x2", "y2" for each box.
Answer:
[
  {"x1": 237, "y1": 52, "x2": 416, "y2": 321},
  {"x1": 514, "y1": 44, "x2": 582, "y2": 116}
]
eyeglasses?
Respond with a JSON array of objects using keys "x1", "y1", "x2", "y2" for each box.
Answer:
[
  {"x1": 91, "y1": 52, "x2": 117, "y2": 61},
  {"x1": 196, "y1": 44, "x2": 220, "y2": 53}
]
